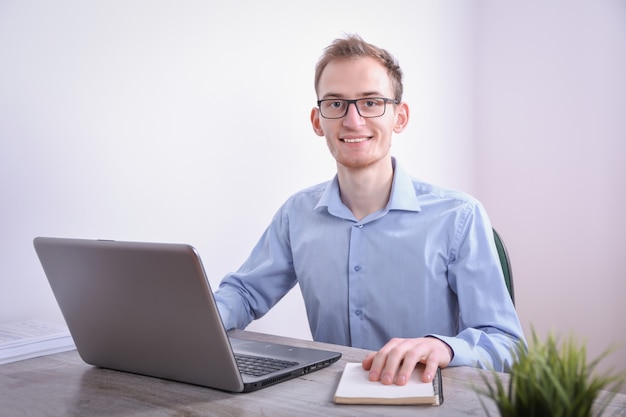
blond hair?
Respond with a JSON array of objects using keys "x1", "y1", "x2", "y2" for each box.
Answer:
[{"x1": 314, "y1": 34, "x2": 403, "y2": 101}]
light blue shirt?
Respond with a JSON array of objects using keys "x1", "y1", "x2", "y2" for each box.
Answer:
[{"x1": 215, "y1": 158, "x2": 525, "y2": 371}]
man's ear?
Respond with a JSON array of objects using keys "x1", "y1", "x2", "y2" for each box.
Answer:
[
  {"x1": 310, "y1": 107, "x2": 325, "y2": 137},
  {"x1": 393, "y1": 102, "x2": 410, "y2": 134}
]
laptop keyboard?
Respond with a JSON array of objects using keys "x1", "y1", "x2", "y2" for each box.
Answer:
[{"x1": 234, "y1": 354, "x2": 298, "y2": 377}]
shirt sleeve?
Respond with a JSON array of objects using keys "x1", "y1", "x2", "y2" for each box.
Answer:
[
  {"x1": 429, "y1": 202, "x2": 525, "y2": 372},
  {"x1": 214, "y1": 204, "x2": 298, "y2": 331}
]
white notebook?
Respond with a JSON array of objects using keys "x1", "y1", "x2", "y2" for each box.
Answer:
[{"x1": 333, "y1": 362, "x2": 443, "y2": 406}]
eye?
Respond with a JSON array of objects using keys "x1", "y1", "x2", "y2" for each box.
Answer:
[
  {"x1": 327, "y1": 100, "x2": 345, "y2": 109},
  {"x1": 362, "y1": 99, "x2": 382, "y2": 108}
]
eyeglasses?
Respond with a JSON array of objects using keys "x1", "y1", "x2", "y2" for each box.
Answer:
[{"x1": 317, "y1": 97, "x2": 398, "y2": 119}]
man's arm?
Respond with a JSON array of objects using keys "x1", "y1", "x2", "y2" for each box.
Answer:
[
  {"x1": 363, "y1": 203, "x2": 525, "y2": 384},
  {"x1": 214, "y1": 206, "x2": 297, "y2": 330}
]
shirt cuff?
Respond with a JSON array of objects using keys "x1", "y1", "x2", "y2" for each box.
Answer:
[{"x1": 215, "y1": 300, "x2": 235, "y2": 330}]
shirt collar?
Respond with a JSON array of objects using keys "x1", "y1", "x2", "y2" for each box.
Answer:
[{"x1": 315, "y1": 157, "x2": 422, "y2": 219}]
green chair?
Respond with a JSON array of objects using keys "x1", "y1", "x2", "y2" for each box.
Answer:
[{"x1": 493, "y1": 228, "x2": 515, "y2": 305}]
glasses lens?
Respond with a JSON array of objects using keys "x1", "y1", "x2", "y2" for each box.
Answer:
[
  {"x1": 356, "y1": 98, "x2": 386, "y2": 118},
  {"x1": 320, "y1": 100, "x2": 346, "y2": 118}
]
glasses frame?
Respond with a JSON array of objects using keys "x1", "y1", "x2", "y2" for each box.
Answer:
[{"x1": 316, "y1": 97, "x2": 399, "y2": 119}]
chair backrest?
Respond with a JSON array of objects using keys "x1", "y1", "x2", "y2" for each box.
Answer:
[{"x1": 493, "y1": 228, "x2": 515, "y2": 305}]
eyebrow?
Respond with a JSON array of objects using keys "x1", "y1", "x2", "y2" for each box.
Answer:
[{"x1": 320, "y1": 91, "x2": 385, "y2": 100}]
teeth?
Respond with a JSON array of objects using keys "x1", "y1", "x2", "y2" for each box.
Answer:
[{"x1": 343, "y1": 137, "x2": 369, "y2": 143}]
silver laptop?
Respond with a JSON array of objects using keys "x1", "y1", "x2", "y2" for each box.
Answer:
[{"x1": 33, "y1": 237, "x2": 341, "y2": 392}]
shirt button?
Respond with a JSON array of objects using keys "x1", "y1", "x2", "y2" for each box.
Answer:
[
  {"x1": 354, "y1": 265, "x2": 361, "y2": 272},
  {"x1": 355, "y1": 309, "x2": 363, "y2": 316},
  {"x1": 357, "y1": 224, "x2": 364, "y2": 228}
]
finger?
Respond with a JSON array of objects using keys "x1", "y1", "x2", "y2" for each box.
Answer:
[
  {"x1": 366, "y1": 352, "x2": 388, "y2": 382},
  {"x1": 393, "y1": 349, "x2": 421, "y2": 386},
  {"x1": 422, "y1": 355, "x2": 440, "y2": 383},
  {"x1": 377, "y1": 343, "x2": 408, "y2": 385},
  {"x1": 362, "y1": 352, "x2": 376, "y2": 370},
  {"x1": 366, "y1": 339, "x2": 402, "y2": 383}
]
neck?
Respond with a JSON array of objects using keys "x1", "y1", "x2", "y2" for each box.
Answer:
[{"x1": 336, "y1": 158, "x2": 394, "y2": 221}]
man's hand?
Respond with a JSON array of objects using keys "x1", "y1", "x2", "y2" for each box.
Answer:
[{"x1": 362, "y1": 337, "x2": 452, "y2": 385}]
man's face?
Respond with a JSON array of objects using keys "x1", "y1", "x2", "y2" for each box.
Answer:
[{"x1": 311, "y1": 57, "x2": 408, "y2": 170}]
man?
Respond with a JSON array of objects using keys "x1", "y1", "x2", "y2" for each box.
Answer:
[{"x1": 214, "y1": 34, "x2": 525, "y2": 386}]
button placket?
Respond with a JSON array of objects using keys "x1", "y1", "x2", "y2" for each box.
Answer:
[{"x1": 348, "y1": 222, "x2": 367, "y2": 344}]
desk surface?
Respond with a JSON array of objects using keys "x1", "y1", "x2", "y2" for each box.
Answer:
[{"x1": 1, "y1": 330, "x2": 625, "y2": 416}]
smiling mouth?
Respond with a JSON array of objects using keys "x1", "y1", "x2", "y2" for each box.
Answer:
[{"x1": 341, "y1": 137, "x2": 370, "y2": 143}]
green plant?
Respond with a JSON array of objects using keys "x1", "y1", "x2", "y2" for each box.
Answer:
[{"x1": 477, "y1": 330, "x2": 625, "y2": 417}]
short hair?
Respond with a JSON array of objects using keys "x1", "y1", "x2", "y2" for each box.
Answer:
[{"x1": 314, "y1": 34, "x2": 403, "y2": 102}]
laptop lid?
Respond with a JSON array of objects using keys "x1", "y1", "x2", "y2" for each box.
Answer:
[{"x1": 33, "y1": 237, "x2": 341, "y2": 392}]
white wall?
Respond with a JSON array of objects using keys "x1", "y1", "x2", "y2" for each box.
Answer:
[
  {"x1": 1, "y1": 0, "x2": 624, "y2": 388},
  {"x1": 473, "y1": 0, "x2": 626, "y2": 390},
  {"x1": 0, "y1": 0, "x2": 473, "y2": 339}
]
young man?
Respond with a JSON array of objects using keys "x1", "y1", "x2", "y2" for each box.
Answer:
[{"x1": 214, "y1": 35, "x2": 525, "y2": 385}]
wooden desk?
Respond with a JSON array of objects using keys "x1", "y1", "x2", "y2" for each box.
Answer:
[{"x1": 1, "y1": 330, "x2": 624, "y2": 416}]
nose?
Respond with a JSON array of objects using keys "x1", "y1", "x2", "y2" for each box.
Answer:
[{"x1": 342, "y1": 102, "x2": 365, "y2": 127}]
